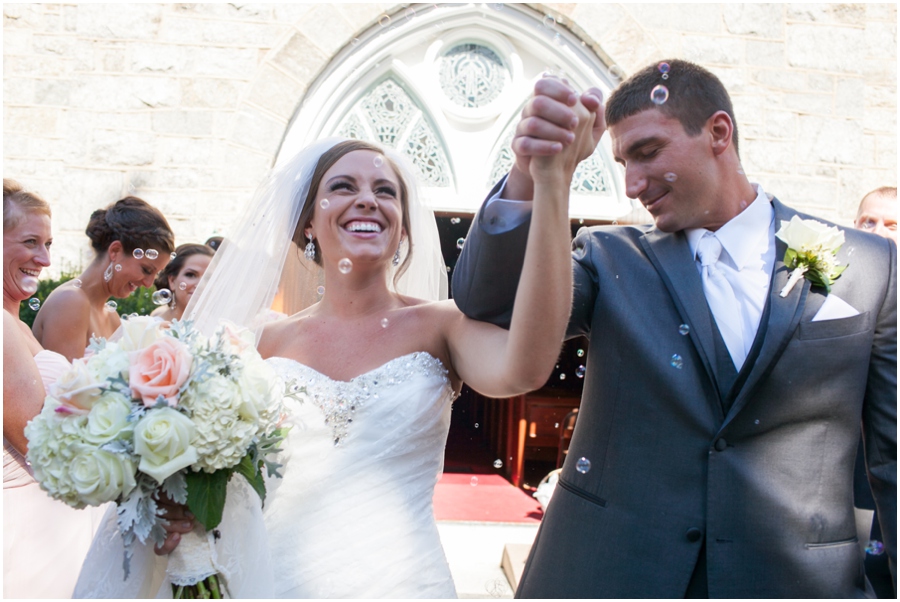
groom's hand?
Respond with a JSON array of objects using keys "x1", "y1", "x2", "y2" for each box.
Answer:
[
  {"x1": 154, "y1": 494, "x2": 195, "y2": 556},
  {"x1": 506, "y1": 76, "x2": 606, "y2": 201}
]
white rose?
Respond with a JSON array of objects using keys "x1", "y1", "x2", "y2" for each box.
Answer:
[
  {"x1": 237, "y1": 352, "x2": 278, "y2": 421},
  {"x1": 51, "y1": 359, "x2": 103, "y2": 411},
  {"x1": 134, "y1": 407, "x2": 199, "y2": 484},
  {"x1": 776, "y1": 216, "x2": 844, "y2": 252},
  {"x1": 113, "y1": 315, "x2": 165, "y2": 352},
  {"x1": 69, "y1": 444, "x2": 137, "y2": 505},
  {"x1": 84, "y1": 392, "x2": 133, "y2": 445},
  {"x1": 218, "y1": 321, "x2": 255, "y2": 354}
]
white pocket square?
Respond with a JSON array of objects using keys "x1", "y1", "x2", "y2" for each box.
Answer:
[{"x1": 812, "y1": 294, "x2": 860, "y2": 322}]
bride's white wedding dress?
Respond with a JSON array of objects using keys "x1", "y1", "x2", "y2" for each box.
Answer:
[{"x1": 74, "y1": 351, "x2": 457, "y2": 598}]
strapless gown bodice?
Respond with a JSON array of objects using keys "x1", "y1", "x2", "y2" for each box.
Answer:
[
  {"x1": 263, "y1": 351, "x2": 457, "y2": 598},
  {"x1": 74, "y1": 351, "x2": 458, "y2": 599}
]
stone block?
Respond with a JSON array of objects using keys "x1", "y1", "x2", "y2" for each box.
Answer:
[
  {"x1": 130, "y1": 43, "x2": 189, "y2": 73},
  {"x1": 32, "y1": 33, "x2": 75, "y2": 56},
  {"x1": 73, "y1": 3, "x2": 161, "y2": 40},
  {"x1": 180, "y1": 77, "x2": 242, "y2": 108},
  {"x1": 724, "y1": 3, "x2": 784, "y2": 38},
  {"x1": 3, "y1": 28, "x2": 31, "y2": 54},
  {"x1": 295, "y1": 4, "x2": 357, "y2": 56},
  {"x1": 865, "y1": 21, "x2": 896, "y2": 59},
  {"x1": 218, "y1": 144, "x2": 273, "y2": 188},
  {"x1": 4, "y1": 54, "x2": 72, "y2": 76},
  {"x1": 864, "y1": 83, "x2": 897, "y2": 110},
  {"x1": 797, "y1": 115, "x2": 864, "y2": 165},
  {"x1": 787, "y1": 3, "x2": 865, "y2": 26},
  {"x1": 35, "y1": 78, "x2": 78, "y2": 105},
  {"x1": 569, "y1": 2, "x2": 629, "y2": 41},
  {"x1": 151, "y1": 110, "x2": 214, "y2": 136},
  {"x1": 622, "y1": 3, "x2": 723, "y2": 34},
  {"x1": 4, "y1": 106, "x2": 62, "y2": 136},
  {"x1": 3, "y1": 4, "x2": 43, "y2": 29},
  {"x1": 764, "y1": 174, "x2": 837, "y2": 209},
  {"x1": 273, "y1": 3, "x2": 318, "y2": 25},
  {"x1": 862, "y1": 108, "x2": 896, "y2": 137},
  {"x1": 752, "y1": 68, "x2": 806, "y2": 92},
  {"x1": 70, "y1": 75, "x2": 182, "y2": 110},
  {"x1": 874, "y1": 135, "x2": 897, "y2": 169},
  {"x1": 172, "y1": 3, "x2": 272, "y2": 20},
  {"x1": 229, "y1": 107, "x2": 286, "y2": 155},
  {"x1": 861, "y1": 57, "x2": 896, "y2": 84},
  {"x1": 786, "y1": 23, "x2": 866, "y2": 73},
  {"x1": 89, "y1": 129, "x2": 155, "y2": 166},
  {"x1": 158, "y1": 15, "x2": 282, "y2": 47},
  {"x1": 743, "y1": 138, "x2": 797, "y2": 174},
  {"x1": 63, "y1": 4, "x2": 76, "y2": 32},
  {"x1": 3, "y1": 132, "x2": 29, "y2": 157},
  {"x1": 745, "y1": 39, "x2": 784, "y2": 67},
  {"x1": 156, "y1": 137, "x2": 217, "y2": 166},
  {"x1": 783, "y1": 92, "x2": 833, "y2": 116},
  {"x1": 271, "y1": 32, "x2": 330, "y2": 86},
  {"x1": 185, "y1": 46, "x2": 258, "y2": 78},
  {"x1": 683, "y1": 35, "x2": 744, "y2": 65},
  {"x1": 865, "y1": 3, "x2": 897, "y2": 21},
  {"x1": 807, "y1": 73, "x2": 835, "y2": 92},
  {"x1": 245, "y1": 64, "x2": 306, "y2": 121},
  {"x1": 765, "y1": 110, "x2": 797, "y2": 139},
  {"x1": 707, "y1": 65, "x2": 752, "y2": 96},
  {"x1": 98, "y1": 47, "x2": 126, "y2": 72},
  {"x1": 3, "y1": 77, "x2": 34, "y2": 104}
]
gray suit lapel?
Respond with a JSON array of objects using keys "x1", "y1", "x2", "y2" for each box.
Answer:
[
  {"x1": 639, "y1": 230, "x2": 723, "y2": 404},
  {"x1": 723, "y1": 199, "x2": 811, "y2": 423}
]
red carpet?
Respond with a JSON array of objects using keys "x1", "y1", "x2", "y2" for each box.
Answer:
[{"x1": 433, "y1": 473, "x2": 543, "y2": 523}]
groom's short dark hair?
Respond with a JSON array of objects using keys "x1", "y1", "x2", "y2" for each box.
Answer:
[{"x1": 606, "y1": 59, "x2": 740, "y2": 156}]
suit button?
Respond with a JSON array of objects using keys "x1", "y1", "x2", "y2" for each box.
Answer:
[
  {"x1": 714, "y1": 438, "x2": 727, "y2": 451},
  {"x1": 686, "y1": 528, "x2": 702, "y2": 542}
]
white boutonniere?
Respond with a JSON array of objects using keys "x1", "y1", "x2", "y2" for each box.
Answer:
[{"x1": 775, "y1": 216, "x2": 848, "y2": 297}]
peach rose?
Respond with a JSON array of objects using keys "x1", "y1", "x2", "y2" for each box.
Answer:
[{"x1": 129, "y1": 337, "x2": 193, "y2": 407}]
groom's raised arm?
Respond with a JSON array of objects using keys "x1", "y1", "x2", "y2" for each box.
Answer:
[{"x1": 453, "y1": 77, "x2": 606, "y2": 329}]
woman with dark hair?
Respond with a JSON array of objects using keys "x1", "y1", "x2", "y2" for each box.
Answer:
[
  {"x1": 33, "y1": 196, "x2": 174, "y2": 360},
  {"x1": 76, "y1": 103, "x2": 595, "y2": 598},
  {"x1": 150, "y1": 243, "x2": 214, "y2": 322},
  {"x1": 3, "y1": 179, "x2": 107, "y2": 598}
]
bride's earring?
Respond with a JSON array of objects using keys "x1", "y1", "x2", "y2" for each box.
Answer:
[
  {"x1": 103, "y1": 262, "x2": 114, "y2": 282},
  {"x1": 304, "y1": 235, "x2": 316, "y2": 262}
]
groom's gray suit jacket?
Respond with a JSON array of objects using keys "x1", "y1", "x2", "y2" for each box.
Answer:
[{"x1": 453, "y1": 189, "x2": 897, "y2": 598}]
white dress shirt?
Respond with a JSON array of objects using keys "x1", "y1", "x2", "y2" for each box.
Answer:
[{"x1": 686, "y1": 184, "x2": 776, "y2": 364}]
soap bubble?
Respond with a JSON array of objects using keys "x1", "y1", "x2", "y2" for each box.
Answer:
[
  {"x1": 576, "y1": 365, "x2": 586, "y2": 378},
  {"x1": 338, "y1": 258, "x2": 353, "y2": 274},
  {"x1": 657, "y1": 61, "x2": 670, "y2": 75},
  {"x1": 493, "y1": 459, "x2": 503, "y2": 469},
  {"x1": 559, "y1": 373, "x2": 566, "y2": 380},
  {"x1": 316, "y1": 286, "x2": 325, "y2": 295},
  {"x1": 114, "y1": 264, "x2": 122, "y2": 272},
  {"x1": 178, "y1": 282, "x2": 187, "y2": 291},
  {"x1": 152, "y1": 289, "x2": 172, "y2": 305},
  {"x1": 21, "y1": 276, "x2": 38, "y2": 294},
  {"x1": 678, "y1": 324, "x2": 690, "y2": 336},
  {"x1": 170, "y1": 252, "x2": 177, "y2": 260},
  {"x1": 576, "y1": 348, "x2": 585, "y2": 357},
  {"x1": 664, "y1": 172, "x2": 678, "y2": 182},
  {"x1": 576, "y1": 457, "x2": 591, "y2": 474},
  {"x1": 72, "y1": 278, "x2": 82, "y2": 288},
  {"x1": 650, "y1": 85, "x2": 669, "y2": 105},
  {"x1": 320, "y1": 198, "x2": 330, "y2": 209},
  {"x1": 373, "y1": 155, "x2": 384, "y2": 168},
  {"x1": 381, "y1": 318, "x2": 389, "y2": 328},
  {"x1": 133, "y1": 249, "x2": 144, "y2": 259},
  {"x1": 456, "y1": 237, "x2": 465, "y2": 249},
  {"x1": 609, "y1": 65, "x2": 625, "y2": 80},
  {"x1": 28, "y1": 298, "x2": 41, "y2": 311},
  {"x1": 404, "y1": 7, "x2": 416, "y2": 20},
  {"x1": 378, "y1": 14, "x2": 391, "y2": 27},
  {"x1": 146, "y1": 249, "x2": 158, "y2": 260},
  {"x1": 351, "y1": 38, "x2": 360, "y2": 46},
  {"x1": 866, "y1": 540, "x2": 885, "y2": 555},
  {"x1": 542, "y1": 14, "x2": 556, "y2": 28},
  {"x1": 470, "y1": 476, "x2": 478, "y2": 486},
  {"x1": 450, "y1": 217, "x2": 460, "y2": 224},
  {"x1": 670, "y1": 354, "x2": 684, "y2": 369},
  {"x1": 105, "y1": 300, "x2": 118, "y2": 312}
]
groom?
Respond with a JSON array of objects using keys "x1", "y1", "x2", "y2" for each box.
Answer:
[{"x1": 453, "y1": 60, "x2": 896, "y2": 597}]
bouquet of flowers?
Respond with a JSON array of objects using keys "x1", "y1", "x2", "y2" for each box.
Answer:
[{"x1": 25, "y1": 316, "x2": 299, "y2": 598}]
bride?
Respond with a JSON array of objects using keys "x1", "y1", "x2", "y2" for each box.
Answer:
[{"x1": 75, "y1": 99, "x2": 595, "y2": 598}]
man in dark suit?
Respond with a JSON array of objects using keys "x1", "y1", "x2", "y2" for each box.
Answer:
[{"x1": 452, "y1": 59, "x2": 896, "y2": 597}]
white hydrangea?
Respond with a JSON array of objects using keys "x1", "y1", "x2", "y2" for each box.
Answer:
[
  {"x1": 183, "y1": 375, "x2": 257, "y2": 473},
  {"x1": 86, "y1": 341, "x2": 131, "y2": 383}
]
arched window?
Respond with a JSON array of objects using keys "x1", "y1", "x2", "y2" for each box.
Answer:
[{"x1": 278, "y1": 3, "x2": 637, "y2": 222}]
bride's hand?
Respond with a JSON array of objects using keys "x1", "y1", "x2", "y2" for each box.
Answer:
[{"x1": 154, "y1": 494, "x2": 195, "y2": 556}]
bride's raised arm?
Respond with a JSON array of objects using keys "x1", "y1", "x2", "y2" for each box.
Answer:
[{"x1": 443, "y1": 96, "x2": 598, "y2": 398}]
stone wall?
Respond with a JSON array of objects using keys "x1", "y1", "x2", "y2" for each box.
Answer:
[{"x1": 4, "y1": 3, "x2": 896, "y2": 277}]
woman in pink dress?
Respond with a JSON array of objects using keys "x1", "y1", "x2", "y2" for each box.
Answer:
[{"x1": 3, "y1": 179, "x2": 107, "y2": 598}]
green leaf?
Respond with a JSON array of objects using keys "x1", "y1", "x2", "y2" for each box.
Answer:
[
  {"x1": 783, "y1": 248, "x2": 798, "y2": 268},
  {"x1": 233, "y1": 453, "x2": 267, "y2": 504},
  {"x1": 185, "y1": 470, "x2": 230, "y2": 530}
]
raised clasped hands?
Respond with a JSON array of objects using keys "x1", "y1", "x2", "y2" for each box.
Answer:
[{"x1": 507, "y1": 75, "x2": 606, "y2": 198}]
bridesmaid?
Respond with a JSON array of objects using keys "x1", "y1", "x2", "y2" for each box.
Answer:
[
  {"x1": 2, "y1": 179, "x2": 106, "y2": 598},
  {"x1": 150, "y1": 243, "x2": 214, "y2": 322},
  {"x1": 33, "y1": 196, "x2": 174, "y2": 360}
]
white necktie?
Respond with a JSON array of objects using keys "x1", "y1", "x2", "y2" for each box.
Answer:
[{"x1": 697, "y1": 233, "x2": 746, "y2": 370}]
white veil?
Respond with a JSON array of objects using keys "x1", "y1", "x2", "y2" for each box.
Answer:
[{"x1": 185, "y1": 137, "x2": 447, "y2": 340}]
